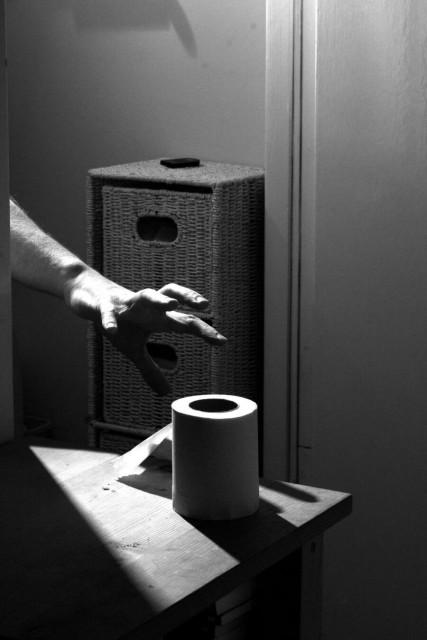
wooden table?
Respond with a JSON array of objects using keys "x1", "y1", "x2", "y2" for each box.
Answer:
[{"x1": 0, "y1": 438, "x2": 351, "y2": 640}]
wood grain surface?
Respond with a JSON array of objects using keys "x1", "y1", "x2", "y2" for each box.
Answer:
[{"x1": 0, "y1": 439, "x2": 351, "y2": 639}]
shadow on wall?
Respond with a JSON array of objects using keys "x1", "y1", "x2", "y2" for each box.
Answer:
[{"x1": 71, "y1": 0, "x2": 197, "y2": 57}]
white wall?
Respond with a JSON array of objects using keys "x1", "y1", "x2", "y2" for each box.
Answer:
[
  {"x1": 7, "y1": 0, "x2": 265, "y2": 443},
  {"x1": 298, "y1": 1, "x2": 427, "y2": 638}
]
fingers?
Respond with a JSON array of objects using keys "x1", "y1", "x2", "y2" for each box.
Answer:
[
  {"x1": 136, "y1": 346, "x2": 172, "y2": 396},
  {"x1": 166, "y1": 310, "x2": 227, "y2": 345},
  {"x1": 127, "y1": 288, "x2": 179, "y2": 311},
  {"x1": 103, "y1": 318, "x2": 172, "y2": 395},
  {"x1": 102, "y1": 283, "x2": 226, "y2": 395},
  {"x1": 158, "y1": 283, "x2": 209, "y2": 310}
]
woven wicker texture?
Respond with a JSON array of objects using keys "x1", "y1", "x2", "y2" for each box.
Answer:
[
  {"x1": 87, "y1": 159, "x2": 264, "y2": 448},
  {"x1": 98, "y1": 430, "x2": 153, "y2": 455},
  {"x1": 102, "y1": 186, "x2": 213, "y2": 300},
  {"x1": 88, "y1": 158, "x2": 264, "y2": 188}
]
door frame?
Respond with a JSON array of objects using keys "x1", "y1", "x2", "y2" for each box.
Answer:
[
  {"x1": 263, "y1": 0, "x2": 317, "y2": 481},
  {"x1": 0, "y1": 0, "x2": 14, "y2": 443}
]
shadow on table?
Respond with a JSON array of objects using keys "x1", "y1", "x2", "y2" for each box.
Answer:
[
  {"x1": 118, "y1": 458, "x2": 173, "y2": 498},
  {"x1": 260, "y1": 477, "x2": 319, "y2": 502},
  {"x1": 0, "y1": 443, "x2": 161, "y2": 640},
  {"x1": 117, "y1": 461, "x2": 320, "y2": 563},
  {"x1": 117, "y1": 459, "x2": 319, "y2": 506}
]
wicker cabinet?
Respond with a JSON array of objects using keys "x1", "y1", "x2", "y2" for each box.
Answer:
[{"x1": 86, "y1": 159, "x2": 264, "y2": 451}]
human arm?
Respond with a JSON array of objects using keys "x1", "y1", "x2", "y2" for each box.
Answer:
[{"x1": 10, "y1": 198, "x2": 226, "y2": 394}]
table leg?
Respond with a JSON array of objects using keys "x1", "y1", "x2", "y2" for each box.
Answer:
[
  {"x1": 234, "y1": 534, "x2": 323, "y2": 639},
  {"x1": 299, "y1": 534, "x2": 323, "y2": 640}
]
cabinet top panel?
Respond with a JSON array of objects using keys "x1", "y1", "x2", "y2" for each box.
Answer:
[{"x1": 88, "y1": 158, "x2": 264, "y2": 189}]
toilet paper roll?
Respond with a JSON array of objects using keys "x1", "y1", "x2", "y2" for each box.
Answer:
[{"x1": 172, "y1": 394, "x2": 259, "y2": 520}]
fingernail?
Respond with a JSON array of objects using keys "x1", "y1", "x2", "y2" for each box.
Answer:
[{"x1": 196, "y1": 296, "x2": 208, "y2": 304}]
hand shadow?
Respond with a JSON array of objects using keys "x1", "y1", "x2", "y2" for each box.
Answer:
[
  {"x1": 118, "y1": 457, "x2": 173, "y2": 499},
  {"x1": 72, "y1": 0, "x2": 198, "y2": 57}
]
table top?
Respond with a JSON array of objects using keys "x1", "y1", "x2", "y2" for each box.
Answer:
[{"x1": 0, "y1": 438, "x2": 351, "y2": 640}]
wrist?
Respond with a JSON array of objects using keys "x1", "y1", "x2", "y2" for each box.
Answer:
[
  {"x1": 63, "y1": 263, "x2": 132, "y2": 323},
  {"x1": 59, "y1": 258, "x2": 92, "y2": 300}
]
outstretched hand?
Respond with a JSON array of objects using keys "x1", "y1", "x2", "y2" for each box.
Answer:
[{"x1": 65, "y1": 269, "x2": 227, "y2": 394}]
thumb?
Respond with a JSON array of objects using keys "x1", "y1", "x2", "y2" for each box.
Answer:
[
  {"x1": 138, "y1": 348, "x2": 172, "y2": 396},
  {"x1": 100, "y1": 304, "x2": 118, "y2": 334}
]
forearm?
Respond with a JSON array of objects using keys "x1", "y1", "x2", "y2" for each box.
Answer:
[
  {"x1": 9, "y1": 198, "x2": 226, "y2": 394},
  {"x1": 10, "y1": 197, "x2": 90, "y2": 299}
]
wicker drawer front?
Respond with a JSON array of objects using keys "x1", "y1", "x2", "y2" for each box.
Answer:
[
  {"x1": 87, "y1": 159, "x2": 264, "y2": 448},
  {"x1": 98, "y1": 430, "x2": 143, "y2": 455},
  {"x1": 101, "y1": 185, "x2": 214, "y2": 302},
  {"x1": 102, "y1": 325, "x2": 213, "y2": 430},
  {"x1": 100, "y1": 319, "x2": 260, "y2": 434}
]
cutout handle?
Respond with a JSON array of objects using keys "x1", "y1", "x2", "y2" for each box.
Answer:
[
  {"x1": 146, "y1": 342, "x2": 178, "y2": 371},
  {"x1": 137, "y1": 216, "x2": 178, "y2": 243}
]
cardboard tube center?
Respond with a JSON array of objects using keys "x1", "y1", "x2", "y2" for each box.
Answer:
[{"x1": 189, "y1": 398, "x2": 239, "y2": 413}]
